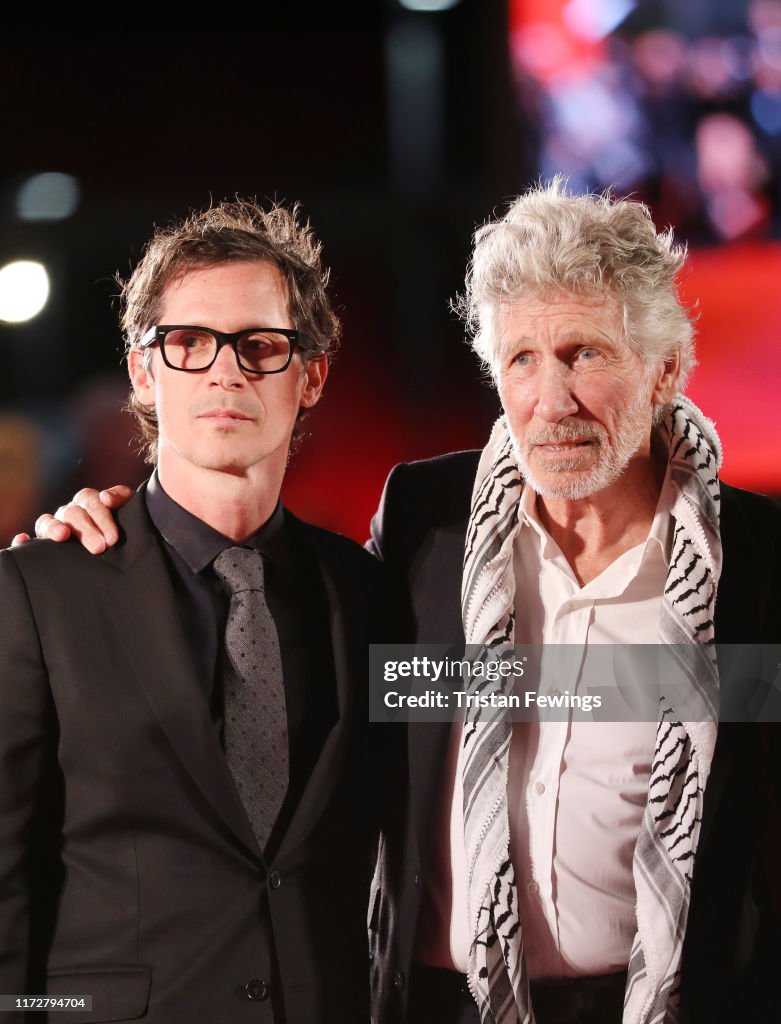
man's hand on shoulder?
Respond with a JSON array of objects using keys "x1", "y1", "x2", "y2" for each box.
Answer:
[{"x1": 12, "y1": 485, "x2": 134, "y2": 553}]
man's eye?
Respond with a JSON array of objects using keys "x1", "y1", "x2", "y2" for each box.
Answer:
[
  {"x1": 173, "y1": 333, "x2": 210, "y2": 349},
  {"x1": 513, "y1": 352, "x2": 532, "y2": 366},
  {"x1": 575, "y1": 347, "x2": 599, "y2": 363},
  {"x1": 242, "y1": 338, "x2": 270, "y2": 353}
]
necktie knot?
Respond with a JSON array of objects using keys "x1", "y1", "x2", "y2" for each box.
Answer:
[{"x1": 213, "y1": 546, "x2": 266, "y2": 593}]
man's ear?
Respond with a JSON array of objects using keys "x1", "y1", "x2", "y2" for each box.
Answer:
[
  {"x1": 299, "y1": 356, "x2": 328, "y2": 409},
  {"x1": 128, "y1": 347, "x2": 155, "y2": 406},
  {"x1": 651, "y1": 348, "x2": 681, "y2": 406}
]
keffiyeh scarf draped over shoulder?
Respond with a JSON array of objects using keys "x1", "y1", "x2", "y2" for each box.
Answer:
[{"x1": 460, "y1": 396, "x2": 723, "y2": 1024}]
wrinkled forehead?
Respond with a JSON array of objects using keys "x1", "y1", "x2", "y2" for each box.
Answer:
[{"x1": 494, "y1": 288, "x2": 627, "y2": 348}]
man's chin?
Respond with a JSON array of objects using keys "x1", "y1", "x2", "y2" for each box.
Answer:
[
  {"x1": 521, "y1": 457, "x2": 619, "y2": 501},
  {"x1": 178, "y1": 444, "x2": 260, "y2": 476},
  {"x1": 527, "y1": 474, "x2": 605, "y2": 501},
  {"x1": 190, "y1": 459, "x2": 253, "y2": 476},
  {"x1": 520, "y1": 450, "x2": 597, "y2": 497},
  {"x1": 185, "y1": 437, "x2": 294, "y2": 477}
]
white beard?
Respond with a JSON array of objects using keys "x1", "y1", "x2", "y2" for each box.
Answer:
[{"x1": 511, "y1": 387, "x2": 656, "y2": 501}]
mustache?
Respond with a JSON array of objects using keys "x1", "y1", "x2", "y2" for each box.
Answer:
[{"x1": 525, "y1": 419, "x2": 604, "y2": 446}]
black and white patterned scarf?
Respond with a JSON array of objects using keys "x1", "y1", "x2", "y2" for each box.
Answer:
[{"x1": 460, "y1": 396, "x2": 722, "y2": 1024}]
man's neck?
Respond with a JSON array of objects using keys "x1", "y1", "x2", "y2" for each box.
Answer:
[
  {"x1": 535, "y1": 454, "x2": 665, "y2": 587},
  {"x1": 156, "y1": 463, "x2": 282, "y2": 542}
]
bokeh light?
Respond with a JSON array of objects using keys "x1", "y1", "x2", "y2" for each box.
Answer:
[{"x1": 0, "y1": 260, "x2": 50, "y2": 323}]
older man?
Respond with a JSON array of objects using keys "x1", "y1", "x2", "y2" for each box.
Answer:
[
  {"x1": 1, "y1": 200, "x2": 391, "y2": 1023},
  {"x1": 366, "y1": 182, "x2": 781, "y2": 1024},
  {"x1": 26, "y1": 182, "x2": 781, "y2": 1024}
]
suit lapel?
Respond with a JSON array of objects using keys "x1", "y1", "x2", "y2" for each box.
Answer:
[
  {"x1": 698, "y1": 484, "x2": 765, "y2": 855},
  {"x1": 100, "y1": 493, "x2": 262, "y2": 861},
  {"x1": 275, "y1": 516, "x2": 353, "y2": 858},
  {"x1": 408, "y1": 512, "x2": 469, "y2": 862}
]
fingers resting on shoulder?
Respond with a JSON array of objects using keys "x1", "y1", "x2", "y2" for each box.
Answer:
[{"x1": 22, "y1": 484, "x2": 135, "y2": 554}]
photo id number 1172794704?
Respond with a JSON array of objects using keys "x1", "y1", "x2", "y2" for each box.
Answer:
[{"x1": 0, "y1": 995, "x2": 92, "y2": 1011}]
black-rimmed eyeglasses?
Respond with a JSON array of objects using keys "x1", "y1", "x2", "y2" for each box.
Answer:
[{"x1": 139, "y1": 325, "x2": 318, "y2": 375}]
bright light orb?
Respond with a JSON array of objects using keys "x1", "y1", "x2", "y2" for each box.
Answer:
[{"x1": 0, "y1": 260, "x2": 50, "y2": 323}]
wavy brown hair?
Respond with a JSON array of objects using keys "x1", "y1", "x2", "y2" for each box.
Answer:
[{"x1": 122, "y1": 199, "x2": 340, "y2": 462}]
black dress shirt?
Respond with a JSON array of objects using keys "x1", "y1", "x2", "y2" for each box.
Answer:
[{"x1": 145, "y1": 471, "x2": 337, "y2": 849}]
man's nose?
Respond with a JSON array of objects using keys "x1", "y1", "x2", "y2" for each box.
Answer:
[
  {"x1": 208, "y1": 340, "x2": 246, "y2": 386},
  {"x1": 534, "y1": 363, "x2": 579, "y2": 422}
]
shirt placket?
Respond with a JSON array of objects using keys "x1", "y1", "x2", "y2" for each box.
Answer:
[{"x1": 527, "y1": 577, "x2": 595, "y2": 969}]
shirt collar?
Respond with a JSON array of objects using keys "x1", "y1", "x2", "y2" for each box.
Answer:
[{"x1": 145, "y1": 469, "x2": 289, "y2": 574}]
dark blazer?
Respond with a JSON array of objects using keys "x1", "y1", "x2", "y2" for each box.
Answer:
[
  {"x1": 367, "y1": 450, "x2": 781, "y2": 1024},
  {"x1": 0, "y1": 490, "x2": 390, "y2": 1024}
]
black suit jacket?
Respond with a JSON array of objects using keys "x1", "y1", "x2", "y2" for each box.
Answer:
[
  {"x1": 0, "y1": 491, "x2": 391, "y2": 1024},
  {"x1": 367, "y1": 450, "x2": 781, "y2": 1024}
]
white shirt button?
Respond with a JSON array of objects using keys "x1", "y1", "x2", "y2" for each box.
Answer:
[
  {"x1": 549, "y1": 689, "x2": 562, "y2": 699},
  {"x1": 526, "y1": 880, "x2": 539, "y2": 895},
  {"x1": 533, "y1": 782, "x2": 545, "y2": 795}
]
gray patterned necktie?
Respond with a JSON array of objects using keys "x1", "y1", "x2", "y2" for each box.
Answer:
[{"x1": 213, "y1": 546, "x2": 288, "y2": 851}]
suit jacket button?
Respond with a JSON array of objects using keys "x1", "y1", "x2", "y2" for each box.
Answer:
[
  {"x1": 243, "y1": 979, "x2": 270, "y2": 1001},
  {"x1": 269, "y1": 869, "x2": 282, "y2": 889},
  {"x1": 393, "y1": 969, "x2": 406, "y2": 990}
]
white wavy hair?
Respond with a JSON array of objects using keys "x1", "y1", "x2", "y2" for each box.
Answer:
[{"x1": 456, "y1": 177, "x2": 696, "y2": 388}]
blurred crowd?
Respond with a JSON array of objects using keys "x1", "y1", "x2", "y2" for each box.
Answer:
[
  {"x1": 0, "y1": 376, "x2": 147, "y2": 546},
  {"x1": 511, "y1": 0, "x2": 781, "y2": 242}
]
